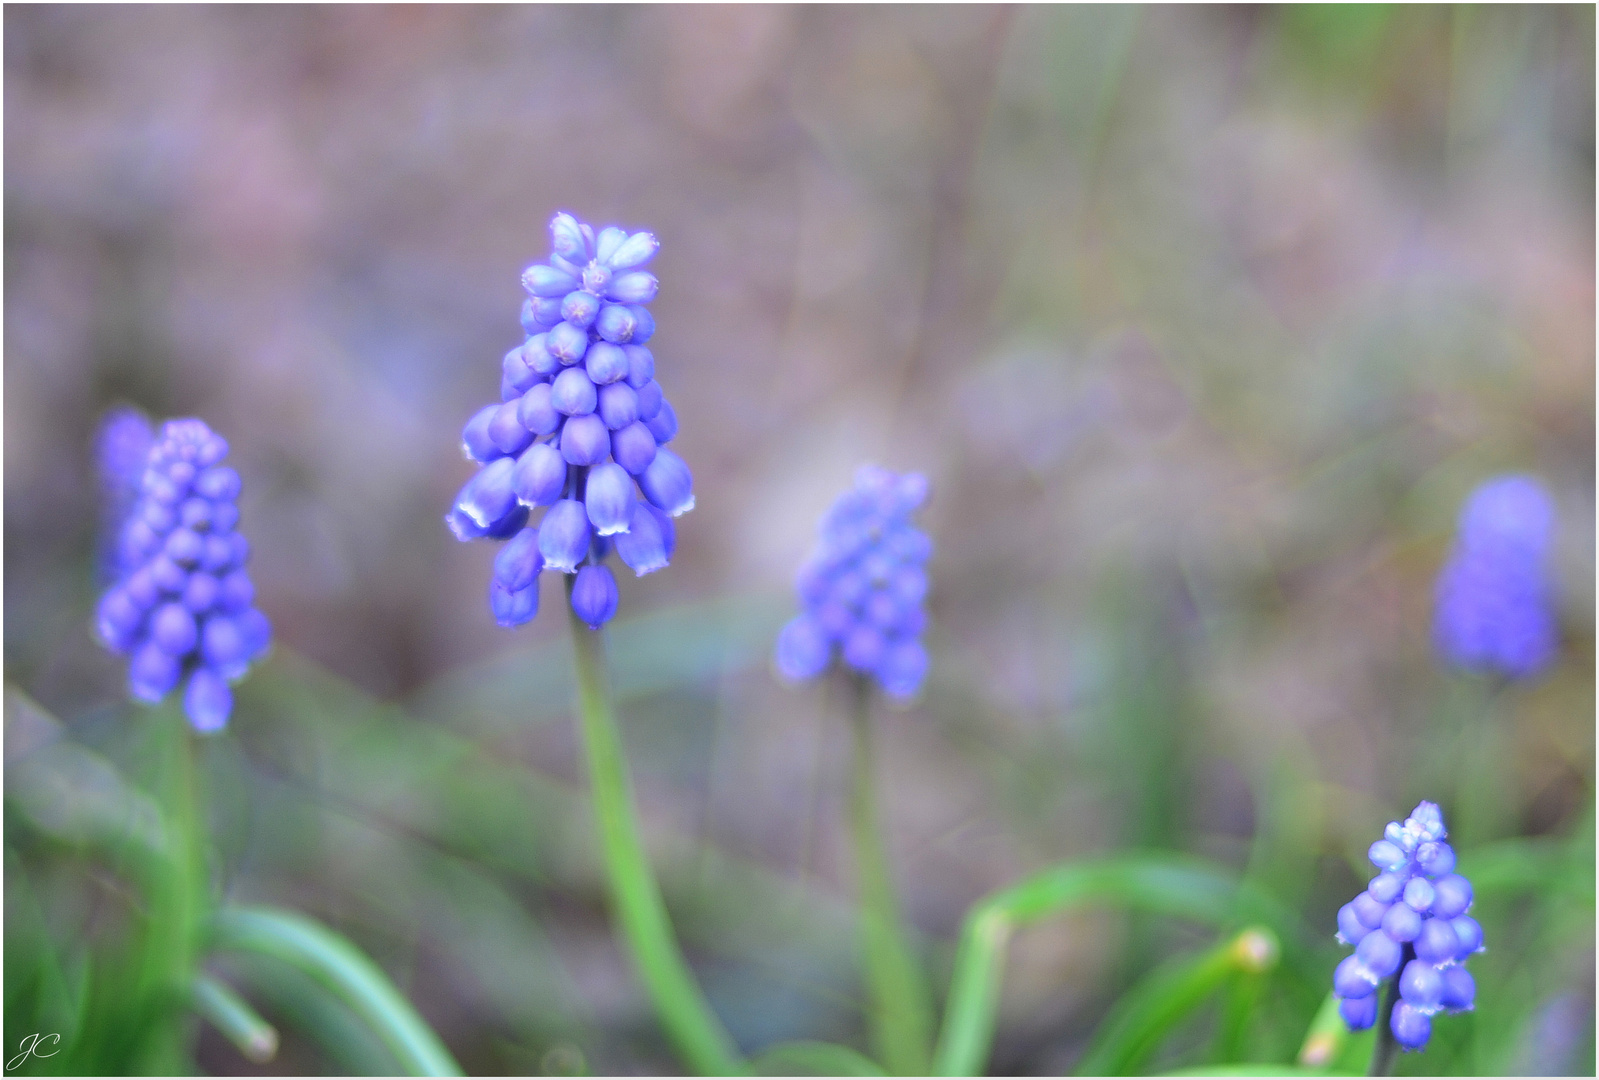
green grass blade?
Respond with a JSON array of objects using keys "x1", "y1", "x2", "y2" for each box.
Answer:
[
  {"x1": 1075, "y1": 928, "x2": 1279, "y2": 1076},
  {"x1": 932, "y1": 854, "x2": 1255, "y2": 1077},
  {"x1": 207, "y1": 905, "x2": 461, "y2": 1076},
  {"x1": 191, "y1": 972, "x2": 279, "y2": 1063},
  {"x1": 752, "y1": 1039, "x2": 887, "y2": 1076}
]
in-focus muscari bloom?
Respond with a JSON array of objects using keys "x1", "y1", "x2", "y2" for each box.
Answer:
[
  {"x1": 774, "y1": 466, "x2": 932, "y2": 701},
  {"x1": 94, "y1": 417, "x2": 272, "y2": 733},
  {"x1": 1433, "y1": 475, "x2": 1557, "y2": 680},
  {"x1": 448, "y1": 213, "x2": 692, "y2": 631},
  {"x1": 1332, "y1": 801, "x2": 1482, "y2": 1051}
]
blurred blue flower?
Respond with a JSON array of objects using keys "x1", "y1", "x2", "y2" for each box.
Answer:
[
  {"x1": 775, "y1": 466, "x2": 932, "y2": 701},
  {"x1": 1433, "y1": 475, "x2": 1557, "y2": 679},
  {"x1": 1332, "y1": 801, "x2": 1481, "y2": 1051},
  {"x1": 95, "y1": 405, "x2": 155, "y2": 582},
  {"x1": 95, "y1": 417, "x2": 271, "y2": 733},
  {"x1": 449, "y1": 213, "x2": 692, "y2": 631}
]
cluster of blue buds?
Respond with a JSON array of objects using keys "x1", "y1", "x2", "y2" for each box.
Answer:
[
  {"x1": 1332, "y1": 801, "x2": 1482, "y2": 1051},
  {"x1": 95, "y1": 417, "x2": 272, "y2": 733},
  {"x1": 1433, "y1": 475, "x2": 1557, "y2": 680},
  {"x1": 447, "y1": 213, "x2": 692, "y2": 631},
  {"x1": 774, "y1": 466, "x2": 932, "y2": 700}
]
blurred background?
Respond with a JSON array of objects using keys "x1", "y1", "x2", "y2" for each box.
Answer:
[{"x1": 5, "y1": 5, "x2": 1593, "y2": 1075}]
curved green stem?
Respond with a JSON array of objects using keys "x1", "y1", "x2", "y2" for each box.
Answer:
[
  {"x1": 567, "y1": 594, "x2": 744, "y2": 1076},
  {"x1": 847, "y1": 676, "x2": 935, "y2": 1075},
  {"x1": 207, "y1": 905, "x2": 461, "y2": 1076},
  {"x1": 1074, "y1": 927, "x2": 1279, "y2": 1076},
  {"x1": 932, "y1": 854, "x2": 1249, "y2": 1076},
  {"x1": 192, "y1": 972, "x2": 279, "y2": 1063}
]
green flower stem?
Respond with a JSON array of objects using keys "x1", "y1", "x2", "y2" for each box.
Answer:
[
  {"x1": 567, "y1": 592, "x2": 743, "y2": 1076},
  {"x1": 1074, "y1": 927, "x2": 1279, "y2": 1076},
  {"x1": 847, "y1": 675, "x2": 935, "y2": 1076},
  {"x1": 192, "y1": 972, "x2": 280, "y2": 1063},
  {"x1": 932, "y1": 855, "x2": 1245, "y2": 1076},
  {"x1": 207, "y1": 906, "x2": 461, "y2": 1076},
  {"x1": 1367, "y1": 971, "x2": 1402, "y2": 1077}
]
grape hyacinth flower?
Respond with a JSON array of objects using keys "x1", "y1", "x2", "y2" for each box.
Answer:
[
  {"x1": 1433, "y1": 475, "x2": 1557, "y2": 680},
  {"x1": 1332, "y1": 801, "x2": 1482, "y2": 1052},
  {"x1": 775, "y1": 466, "x2": 932, "y2": 700},
  {"x1": 448, "y1": 212, "x2": 691, "y2": 630},
  {"x1": 94, "y1": 418, "x2": 272, "y2": 733}
]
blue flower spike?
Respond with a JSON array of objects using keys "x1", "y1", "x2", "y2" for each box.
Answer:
[
  {"x1": 1331, "y1": 801, "x2": 1481, "y2": 1053},
  {"x1": 448, "y1": 213, "x2": 689, "y2": 630},
  {"x1": 1433, "y1": 475, "x2": 1558, "y2": 679},
  {"x1": 95, "y1": 416, "x2": 272, "y2": 733},
  {"x1": 774, "y1": 466, "x2": 932, "y2": 702}
]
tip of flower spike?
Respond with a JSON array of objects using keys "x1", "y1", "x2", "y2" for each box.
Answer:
[{"x1": 1458, "y1": 474, "x2": 1555, "y2": 553}]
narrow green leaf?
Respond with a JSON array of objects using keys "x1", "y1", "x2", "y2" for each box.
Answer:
[{"x1": 752, "y1": 1040, "x2": 887, "y2": 1076}]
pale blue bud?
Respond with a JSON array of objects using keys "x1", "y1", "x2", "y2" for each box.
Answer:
[
  {"x1": 538, "y1": 499, "x2": 591, "y2": 572},
  {"x1": 585, "y1": 462, "x2": 635, "y2": 536}
]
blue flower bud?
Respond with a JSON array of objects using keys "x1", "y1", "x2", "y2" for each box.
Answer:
[
  {"x1": 150, "y1": 554, "x2": 188, "y2": 594},
  {"x1": 485, "y1": 503, "x2": 529, "y2": 539},
  {"x1": 560, "y1": 289, "x2": 599, "y2": 329},
  {"x1": 462, "y1": 404, "x2": 501, "y2": 462},
  {"x1": 547, "y1": 321, "x2": 589, "y2": 364},
  {"x1": 490, "y1": 577, "x2": 539, "y2": 627},
  {"x1": 610, "y1": 422, "x2": 657, "y2": 476},
  {"x1": 538, "y1": 499, "x2": 591, "y2": 573},
  {"x1": 1402, "y1": 877, "x2": 1436, "y2": 913},
  {"x1": 454, "y1": 456, "x2": 518, "y2": 531},
  {"x1": 1413, "y1": 918, "x2": 1459, "y2": 964},
  {"x1": 185, "y1": 667, "x2": 232, "y2": 733},
  {"x1": 571, "y1": 564, "x2": 619, "y2": 629},
  {"x1": 503, "y1": 345, "x2": 537, "y2": 394},
  {"x1": 525, "y1": 333, "x2": 561, "y2": 375},
  {"x1": 598, "y1": 382, "x2": 640, "y2": 430},
  {"x1": 179, "y1": 497, "x2": 212, "y2": 531},
  {"x1": 494, "y1": 526, "x2": 545, "y2": 592},
  {"x1": 488, "y1": 401, "x2": 534, "y2": 455},
  {"x1": 129, "y1": 642, "x2": 181, "y2": 702},
  {"x1": 522, "y1": 263, "x2": 579, "y2": 298},
  {"x1": 607, "y1": 271, "x2": 658, "y2": 304},
  {"x1": 219, "y1": 570, "x2": 255, "y2": 613},
  {"x1": 595, "y1": 226, "x2": 628, "y2": 265},
  {"x1": 1430, "y1": 874, "x2": 1472, "y2": 919},
  {"x1": 202, "y1": 616, "x2": 252, "y2": 679},
  {"x1": 615, "y1": 502, "x2": 670, "y2": 576},
  {"x1": 842, "y1": 625, "x2": 886, "y2": 673},
  {"x1": 629, "y1": 305, "x2": 654, "y2": 343},
  {"x1": 211, "y1": 501, "x2": 239, "y2": 533},
  {"x1": 151, "y1": 602, "x2": 198, "y2": 655},
  {"x1": 521, "y1": 298, "x2": 541, "y2": 335},
  {"x1": 1381, "y1": 902, "x2": 1422, "y2": 943},
  {"x1": 1334, "y1": 955, "x2": 1379, "y2": 999},
  {"x1": 1369, "y1": 839, "x2": 1407, "y2": 871},
  {"x1": 645, "y1": 502, "x2": 676, "y2": 559},
  {"x1": 1416, "y1": 841, "x2": 1455, "y2": 878},
  {"x1": 878, "y1": 639, "x2": 928, "y2": 699},
  {"x1": 511, "y1": 442, "x2": 567, "y2": 506},
  {"x1": 166, "y1": 528, "x2": 204, "y2": 566},
  {"x1": 182, "y1": 572, "x2": 220, "y2": 614},
  {"x1": 582, "y1": 262, "x2": 613, "y2": 295},
  {"x1": 517, "y1": 384, "x2": 562, "y2": 435},
  {"x1": 585, "y1": 341, "x2": 628, "y2": 385},
  {"x1": 551, "y1": 368, "x2": 598, "y2": 415},
  {"x1": 640, "y1": 448, "x2": 694, "y2": 516},
  {"x1": 594, "y1": 303, "x2": 638, "y2": 344},
  {"x1": 624, "y1": 345, "x2": 654, "y2": 388},
  {"x1": 605, "y1": 230, "x2": 658, "y2": 270},
  {"x1": 560, "y1": 414, "x2": 610, "y2": 466},
  {"x1": 585, "y1": 463, "x2": 635, "y2": 536},
  {"x1": 1339, "y1": 994, "x2": 1378, "y2": 1031},
  {"x1": 1351, "y1": 891, "x2": 1389, "y2": 929},
  {"x1": 1449, "y1": 915, "x2": 1483, "y2": 958},
  {"x1": 1336, "y1": 902, "x2": 1370, "y2": 946},
  {"x1": 634, "y1": 378, "x2": 663, "y2": 421},
  {"x1": 1355, "y1": 929, "x2": 1401, "y2": 977},
  {"x1": 125, "y1": 568, "x2": 162, "y2": 608},
  {"x1": 238, "y1": 608, "x2": 272, "y2": 660},
  {"x1": 195, "y1": 466, "x2": 241, "y2": 502},
  {"x1": 1390, "y1": 1003, "x2": 1431, "y2": 1050},
  {"x1": 775, "y1": 616, "x2": 832, "y2": 682},
  {"x1": 1399, "y1": 961, "x2": 1443, "y2": 1012},
  {"x1": 1439, "y1": 966, "x2": 1475, "y2": 1012},
  {"x1": 550, "y1": 212, "x2": 591, "y2": 262},
  {"x1": 644, "y1": 399, "x2": 678, "y2": 444},
  {"x1": 531, "y1": 297, "x2": 564, "y2": 328}
]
